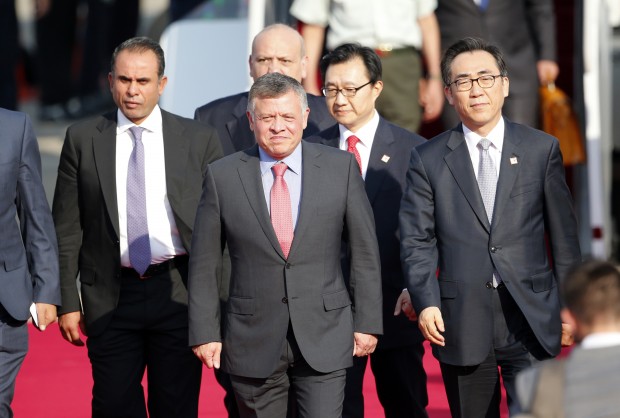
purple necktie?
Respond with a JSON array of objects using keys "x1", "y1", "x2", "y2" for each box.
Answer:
[{"x1": 127, "y1": 126, "x2": 151, "y2": 275}]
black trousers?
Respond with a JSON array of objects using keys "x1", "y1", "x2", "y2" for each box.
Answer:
[
  {"x1": 440, "y1": 285, "x2": 550, "y2": 418},
  {"x1": 86, "y1": 263, "x2": 202, "y2": 418},
  {"x1": 343, "y1": 343, "x2": 429, "y2": 418}
]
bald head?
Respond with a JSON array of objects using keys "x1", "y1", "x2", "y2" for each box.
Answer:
[{"x1": 249, "y1": 24, "x2": 308, "y2": 83}]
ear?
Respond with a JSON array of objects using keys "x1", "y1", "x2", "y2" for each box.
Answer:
[
  {"x1": 158, "y1": 75, "x2": 168, "y2": 95},
  {"x1": 300, "y1": 55, "x2": 308, "y2": 81},
  {"x1": 108, "y1": 72, "x2": 113, "y2": 91},
  {"x1": 445, "y1": 85, "x2": 455, "y2": 105},
  {"x1": 372, "y1": 80, "x2": 383, "y2": 98},
  {"x1": 502, "y1": 76, "x2": 510, "y2": 98},
  {"x1": 246, "y1": 111, "x2": 256, "y2": 131}
]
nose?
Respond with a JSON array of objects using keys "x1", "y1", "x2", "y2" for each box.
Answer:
[
  {"x1": 270, "y1": 115, "x2": 285, "y2": 132},
  {"x1": 127, "y1": 81, "x2": 138, "y2": 96},
  {"x1": 469, "y1": 80, "x2": 484, "y2": 96},
  {"x1": 334, "y1": 90, "x2": 348, "y2": 104}
]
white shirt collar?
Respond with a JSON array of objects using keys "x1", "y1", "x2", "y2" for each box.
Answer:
[
  {"x1": 463, "y1": 116, "x2": 505, "y2": 152},
  {"x1": 580, "y1": 332, "x2": 620, "y2": 349},
  {"x1": 116, "y1": 105, "x2": 163, "y2": 135},
  {"x1": 338, "y1": 109, "x2": 380, "y2": 149}
]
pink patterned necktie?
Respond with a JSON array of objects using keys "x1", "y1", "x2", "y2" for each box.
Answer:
[
  {"x1": 270, "y1": 163, "x2": 294, "y2": 258},
  {"x1": 347, "y1": 135, "x2": 363, "y2": 175}
]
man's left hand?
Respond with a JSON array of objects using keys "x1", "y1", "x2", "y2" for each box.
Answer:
[
  {"x1": 561, "y1": 322, "x2": 574, "y2": 347},
  {"x1": 353, "y1": 332, "x2": 378, "y2": 357},
  {"x1": 394, "y1": 289, "x2": 417, "y2": 321},
  {"x1": 34, "y1": 303, "x2": 57, "y2": 332}
]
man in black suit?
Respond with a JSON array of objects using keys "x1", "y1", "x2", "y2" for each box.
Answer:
[
  {"x1": 188, "y1": 72, "x2": 383, "y2": 418},
  {"x1": 52, "y1": 37, "x2": 223, "y2": 418},
  {"x1": 310, "y1": 43, "x2": 428, "y2": 418},
  {"x1": 194, "y1": 23, "x2": 334, "y2": 156},
  {"x1": 399, "y1": 37, "x2": 581, "y2": 417}
]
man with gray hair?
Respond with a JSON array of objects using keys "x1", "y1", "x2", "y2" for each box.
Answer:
[{"x1": 189, "y1": 72, "x2": 382, "y2": 418}]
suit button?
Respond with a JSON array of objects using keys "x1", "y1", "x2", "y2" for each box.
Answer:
[
  {"x1": 285, "y1": 263, "x2": 291, "y2": 269},
  {"x1": 490, "y1": 246, "x2": 497, "y2": 253},
  {"x1": 485, "y1": 281, "x2": 493, "y2": 289},
  {"x1": 282, "y1": 297, "x2": 288, "y2": 304}
]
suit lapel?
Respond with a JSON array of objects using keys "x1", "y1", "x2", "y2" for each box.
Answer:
[
  {"x1": 237, "y1": 146, "x2": 284, "y2": 257},
  {"x1": 491, "y1": 121, "x2": 522, "y2": 228},
  {"x1": 365, "y1": 118, "x2": 394, "y2": 204},
  {"x1": 288, "y1": 142, "x2": 322, "y2": 259},
  {"x1": 92, "y1": 113, "x2": 120, "y2": 237},
  {"x1": 443, "y1": 128, "x2": 491, "y2": 232}
]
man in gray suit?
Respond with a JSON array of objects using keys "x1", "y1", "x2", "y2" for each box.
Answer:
[
  {"x1": 436, "y1": 0, "x2": 559, "y2": 128},
  {"x1": 188, "y1": 72, "x2": 382, "y2": 418},
  {"x1": 515, "y1": 259, "x2": 620, "y2": 417},
  {"x1": 399, "y1": 37, "x2": 581, "y2": 417},
  {"x1": 0, "y1": 108, "x2": 60, "y2": 417}
]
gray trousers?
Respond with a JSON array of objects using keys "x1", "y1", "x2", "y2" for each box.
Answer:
[{"x1": 0, "y1": 305, "x2": 28, "y2": 418}]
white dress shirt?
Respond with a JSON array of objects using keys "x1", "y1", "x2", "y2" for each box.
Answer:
[
  {"x1": 463, "y1": 116, "x2": 505, "y2": 181},
  {"x1": 116, "y1": 105, "x2": 185, "y2": 268},
  {"x1": 338, "y1": 110, "x2": 380, "y2": 180}
]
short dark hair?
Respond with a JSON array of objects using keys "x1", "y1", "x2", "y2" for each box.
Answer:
[
  {"x1": 440, "y1": 37, "x2": 508, "y2": 86},
  {"x1": 111, "y1": 37, "x2": 165, "y2": 79},
  {"x1": 319, "y1": 43, "x2": 382, "y2": 86},
  {"x1": 247, "y1": 72, "x2": 308, "y2": 115},
  {"x1": 562, "y1": 259, "x2": 620, "y2": 326}
]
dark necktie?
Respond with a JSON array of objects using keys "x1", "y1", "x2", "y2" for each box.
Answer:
[
  {"x1": 270, "y1": 163, "x2": 294, "y2": 258},
  {"x1": 347, "y1": 135, "x2": 363, "y2": 175},
  {"x1": 127, "y1": 126, "x2": 151, "y2": 275}
]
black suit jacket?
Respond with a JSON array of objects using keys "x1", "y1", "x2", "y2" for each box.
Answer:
[
  {"x1": 400, "y1": 119, "x2": 581, "y2": 366},
  {"x1": 188, "y1": 141, "x2": 382, "y2": 378},
  {"x1": 310, "y1": 118, "x2": 426, "y2": 349},
  {"x1": 194, "y1": 91, "x2": 335, "y2": 155},
  {"x1": 52, "y1": 109, "x2": 223, "y2": 336},
  {"x1": 436, "y1": 0, "x2": 556, "y2": 95}
]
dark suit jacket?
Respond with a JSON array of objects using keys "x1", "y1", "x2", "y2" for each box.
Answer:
[
  {"x1": 194, "y1": 92, "x2": 335, "y2": 155},
  {"x1": 400, "y1": 119, "x2": 580, "y2": 366},
  {"x1": 52, "y1": 109, "x2": 223, "y2": 336},
  {"x1": 188, "y1": 141, "x2": 383, "y2": 378},
  {"x1": 436, "y1": 0, "x2": 556, "y2": 96},
  {"x1": 310, "y1": 117, "x2": 425, "y2": 349},
  {"x1": 0, "y1": 108, "x2": 60, "y2": 321}
]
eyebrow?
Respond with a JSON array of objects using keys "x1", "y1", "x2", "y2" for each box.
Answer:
[{"x1": 453, "y1": 69, "x2": 494, "y2": 79}]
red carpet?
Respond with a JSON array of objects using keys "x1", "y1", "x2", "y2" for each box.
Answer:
[{"x1": 14, "y1": 323, "x2": 508, "y2": 417}]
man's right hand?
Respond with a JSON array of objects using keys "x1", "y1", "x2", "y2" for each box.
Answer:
[
  {"x1": 58, "y1": 311, "x2": 86, "y2": 346},
  {"x1": 192, "y1": 342, "x2": 222, "y2": 369},
  {"x1": 418, "y1": 306, "x2": 445, "y2": 346}
]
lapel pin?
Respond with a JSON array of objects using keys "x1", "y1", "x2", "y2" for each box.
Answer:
[
  {"x1": 510, "y1": 157, "x2": 518, "y2": 165},
  {"x1": 381, "y1": 155, "x2": 390, "y2": 163}
]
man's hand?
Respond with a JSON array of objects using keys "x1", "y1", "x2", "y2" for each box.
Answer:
[
  {"x1": 537, "y1": 60, "x2": 559, "y2": 86},
  {"x1": 420, "y1": 78, "x2": 444, "y2": 122},
  {"x1": 192, "y1": 342, "x2": 222, "y2": 369},
  {"x1": 58, "y1": 311, "x2": 86, "y2": 346},
  {"x1": 561, "y1": 322, "x2": 574, "y2": 347},
  {"x1": 418, "y1": 307, "x2": 445, "y2": 346},
  {"x1": 34, "y1": 302, "x2": 57, "y2": 331},
  {"x1": 353, "y1": 332, "x2": 378, "y2": 357},
  {"x1": 394, "y1": 289, "x2": 417, "y2": 321}
]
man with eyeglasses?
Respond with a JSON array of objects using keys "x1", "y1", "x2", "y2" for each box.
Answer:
[
  {"x1": 309, "y1": 43, "x2": 428, "y2": 418},
  {"x1": 398, "y1": 37, "x2": 581, "y2": 417}
]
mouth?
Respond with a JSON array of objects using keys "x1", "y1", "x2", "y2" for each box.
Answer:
[{"x1": 125, "y1": 102, "x2": 141, "y2": 108}]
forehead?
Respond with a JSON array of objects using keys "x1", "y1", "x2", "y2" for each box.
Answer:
[
  {"x1": 254, "y1": 91, "x2": 301, "y2": 114},
  {"x1": 325, "y1": 57, "x2": 368, "y2": 84},
  {"x1": 253, "y1": 29, "x2": 300, "y2": 56},
  {"x1": 114, "y1": 49, "x2": 159, "y2": 73},
  {"x1": 450, "y1": 50, "x2": 499, "y2": 77}
]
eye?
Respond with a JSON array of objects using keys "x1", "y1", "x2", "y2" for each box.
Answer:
[
  {"x1": 259, "y1": 116, "x2": 274, "y2": 123},
  {"x1": 344, "y1": 88, "x2": 357, "y2": 95},
  {"x1": 283, "y1": 116, "x2": 295, "y2": 122}
]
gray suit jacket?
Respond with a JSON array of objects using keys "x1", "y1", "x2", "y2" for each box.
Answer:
[
  {"x1": 0, "y1": 108, "x2": 60, "y2": 320},
  {"x1": 310, "y1": 118, "x2": 426, "y2": 349},
  {"x1": 400, "y1": 120, "x2": 581, "y2": 366},
  {"x1": 53, "y1": 109, "x2": 222, "y2": 336},
  {"x1": 188, "y1": 141, "x2": 383, "y2": 378}
]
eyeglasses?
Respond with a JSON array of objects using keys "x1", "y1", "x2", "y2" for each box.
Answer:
[
  {"x1": 449, "y1": 75, "x2": 503, "y2": 92},
  {"x1": 322, "y1": 81, "x2": 372, "y2": 98}
]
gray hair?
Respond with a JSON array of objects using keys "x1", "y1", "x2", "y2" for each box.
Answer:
[{"x1": 247, "y1": 73, "x2": 308, "y2": 115}]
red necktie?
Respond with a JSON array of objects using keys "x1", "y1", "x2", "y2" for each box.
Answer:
[
  {"x1": 270, "y1": 163, "x2": 294, "y2": 258},
  {"x1": 347, "y1": 135, "x2": 363, "y2": 175}
]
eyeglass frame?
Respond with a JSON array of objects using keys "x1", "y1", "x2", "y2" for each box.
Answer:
[
  {"x1": 448, "y1": 74, "x2": 504, "y2": 92},
  {"x1": 322, "y1": 80, "x2": 373, "y2": 98}
]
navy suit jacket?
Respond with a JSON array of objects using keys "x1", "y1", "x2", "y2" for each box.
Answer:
[
  {"x1": 194, "y1": 91, "x2": 335, "y2": 156},
  {"x1": 0, "y1": 108, "x2": 60, "y2": 321},
  {"x1": 310, "y1": 117, "x2": 426, "y2": 349},
  {"x1": 400, "y1": 119, "x2": 581, "y2": 366}
]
